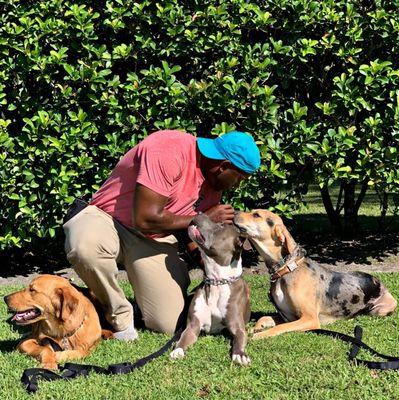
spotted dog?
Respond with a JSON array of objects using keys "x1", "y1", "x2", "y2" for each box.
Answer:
[
  {"x1": 234, "y1": 209, "x2": 397, "y2": 339},
  {"x1": 170, "y1": 214, "x2": 251, "y2": 365}
]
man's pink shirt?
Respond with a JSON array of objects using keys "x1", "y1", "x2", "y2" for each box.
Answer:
[{"x1": 90, "y1": 130, "x2": 222, "y2": 236}]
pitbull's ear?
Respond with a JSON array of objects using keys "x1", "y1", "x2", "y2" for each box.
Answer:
[
  {"x1": 274, "y1": 224, "x2": 297, "y2": 254},
  {"x1": 237, "y1": 236, "x2": 252, "y2": 251},
  {"x1": 242, "y1": 238, "x2": 252, "y2": 251}
]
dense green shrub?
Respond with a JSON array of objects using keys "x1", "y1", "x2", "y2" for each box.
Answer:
[{"x1": 1, "y1": 0, "x2": 399, "y2": 249}]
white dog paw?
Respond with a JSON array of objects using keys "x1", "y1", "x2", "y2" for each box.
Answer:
[
  {"x1": 170, "y1": 347, "x2": 185, "y2": 359},
  {"x1": 232, "y1": 353, "x2": 251, "y2": 366}
]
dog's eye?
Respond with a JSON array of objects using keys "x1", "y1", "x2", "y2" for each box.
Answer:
[
  {"x1": 29, "y1": 286, "x2": 36, "y2": 293},
  {"x1": 253, "y1": 212, "x2": 261, "y2": 218}
]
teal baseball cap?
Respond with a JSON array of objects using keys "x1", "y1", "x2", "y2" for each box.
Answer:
[{"x1": 197, "y1": 131, "x2": 261, "y2": 174}]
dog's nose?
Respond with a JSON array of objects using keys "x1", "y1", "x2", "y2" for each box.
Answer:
[{"x1": 3, "y1": 295, "x2": 9, "y2": 305}]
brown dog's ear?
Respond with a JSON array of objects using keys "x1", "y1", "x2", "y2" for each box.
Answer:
[
  {"x1": 274, "y1": 224, "x2": 297, "y2": 254},
  {"x1": 274, "y1": 224, "x2": 286, "y2": 244},
  {"x1": 55, "y1": 287, "x2": 79, "y2": 322}
]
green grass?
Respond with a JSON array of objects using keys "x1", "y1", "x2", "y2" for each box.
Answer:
[{"x1": 1, "y1": 275, "x2": 399, "y2": 400}]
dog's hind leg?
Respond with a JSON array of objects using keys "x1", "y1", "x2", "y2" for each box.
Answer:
[
  {"x1": 369, "y1": 290, "x2": 397, "y2": 316},
  {"x1": 252, "y1": 315, "x2": 320, "y2": 340}
]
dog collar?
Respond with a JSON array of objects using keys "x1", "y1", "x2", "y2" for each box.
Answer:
[
  {"x1": 61, "y1": 314, "x2": 87, "y2": 350},
  {"x1": 203, "y1": 275, "x2": 242, "y2": 286},
  {"x1": 270, "y1": 257, "x2": 305, "y2": 282}
]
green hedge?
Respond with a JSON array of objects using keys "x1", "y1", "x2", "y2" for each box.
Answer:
[{"x1": 1, "y1": 0, "x2": 399, "y2": 250}]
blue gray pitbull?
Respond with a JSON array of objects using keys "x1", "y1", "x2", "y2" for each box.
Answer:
[{"x1": 170, "y1": 214, "x2": 251, "y2": 365}]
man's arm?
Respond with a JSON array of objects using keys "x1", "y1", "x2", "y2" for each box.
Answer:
[
  {"x1": 133, "y1": 184, "x2": 194, "y2": 233},
  {"x1": 133, "y1": 184, "x2": 235, "y2": 234}
]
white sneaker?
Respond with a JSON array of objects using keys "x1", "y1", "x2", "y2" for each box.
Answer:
[{"x1": 114, "y1": 320, "x2": 138, "y2": 341}]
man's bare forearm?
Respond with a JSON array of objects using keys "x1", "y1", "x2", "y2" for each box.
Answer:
[
  {"x1": 132, "y1": 184, "x2": 235, "y2": 234},
  {"x1": 133, "y1": 210, "x2": 196, "y2": 234}
]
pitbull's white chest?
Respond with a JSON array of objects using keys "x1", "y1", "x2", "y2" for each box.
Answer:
[
  {"x1": 192, "y1": 251, "x2": 242, "y2": 333},
  {"x1": 193, "y1": 285, "x2": 231, "y2": 333}
]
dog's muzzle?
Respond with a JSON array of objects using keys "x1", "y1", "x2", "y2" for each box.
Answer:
[{"x1": 10, "y1": 307, "x2": 42, "y2": 324}]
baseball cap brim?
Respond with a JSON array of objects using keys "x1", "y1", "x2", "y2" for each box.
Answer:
[{"x1": 197, "y1": 137, "x2": 225, "y2": 160}]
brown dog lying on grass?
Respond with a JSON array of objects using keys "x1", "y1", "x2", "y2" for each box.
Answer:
[
  {"x1": 234, "y1": 209, "x2": 397, "y2": 340},
  {"x1": 4, "y1": 274, "x2": 109, "y2": 370}
]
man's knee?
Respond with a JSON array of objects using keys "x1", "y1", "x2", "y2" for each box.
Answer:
[
  {"x1": 141, "y1": 297, "x2": 187, "y2": 335},
  {"x1": 64, "y1": 209, "x2": 120, "y2": 270},
  {"x1": 144, "y1": 313, "x2": 181, "y2": 335},
  {"x1": 66, "y1": 239, "x2": 117, "y2": 271}
]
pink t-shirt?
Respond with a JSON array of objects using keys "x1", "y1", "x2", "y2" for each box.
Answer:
[{"x1": 90, "y1": 130, "x2": 222, "y2": 236}]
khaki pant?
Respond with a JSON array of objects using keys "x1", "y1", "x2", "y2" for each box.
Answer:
[{"x1": 63, "y1": 205, "x2": 190, "y2": 334}]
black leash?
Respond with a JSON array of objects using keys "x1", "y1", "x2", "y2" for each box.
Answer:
[
  {"x1": 21, "y1": 328, "x2": 182, "y2": 394},
  {"x1": 311, "y1": 325, "x2": 399, "y2": 370},
  {"x1": 22, "y1": 325, "x2": 399, "y2": 393}
]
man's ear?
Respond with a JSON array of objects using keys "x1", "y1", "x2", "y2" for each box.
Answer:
[
  {"x1": 55, "y1": 287, "x2": 79, "y2": 322},
  {"x1": 219, "y1": 160, "x2": 232, "y2": 172},
  {"x1": 273, "y1": 224, "x2": 297, "y2": 254}
]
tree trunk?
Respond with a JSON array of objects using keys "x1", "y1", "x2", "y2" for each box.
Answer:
[
  {"x1": 320, "y1": 180, "x2": 369, "y2": 238},
  {"x1": 343, "y1": 180, "x2": 359, "y2": 237},
  {"x1": 341, "y1": 179, "x2": 369, "y2": 237},
  {"x1": 320, "y1": 185, "x2": 342, "y2": 234},
  {"x1": 378, "y1": 191, "x2": 388, "y2": 230}
]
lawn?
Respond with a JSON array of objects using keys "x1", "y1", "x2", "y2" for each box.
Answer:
[{"x1": 1, "y1": 275, "x2": 399, "y2": 400}]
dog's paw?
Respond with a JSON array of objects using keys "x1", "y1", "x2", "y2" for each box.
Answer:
[
  {"x1": 41, "y1": 362, "x2": 58, "y2": 370},
  {"x1": 101, "y1": 329, "x2": 114, "y2": 340},
  {"x1": 170, "y1": 347, "x2": 185, "y2": 359},
  {"x1": 249, "y1": 326, "x2": 265, "y2": 335},
  {"x1": 252, "y1": 331, "x2": 267, "y2": 340},
  {"x1": 250, "y1": 317, "x2": 276, "y2": 334},
  {"x1": 232, "y1": 353, "x2": 251, "y2": 366}
]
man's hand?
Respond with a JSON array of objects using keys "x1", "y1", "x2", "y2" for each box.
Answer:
[{"x1": 204, "y1": 204, "x2": 235, "y2": 224}]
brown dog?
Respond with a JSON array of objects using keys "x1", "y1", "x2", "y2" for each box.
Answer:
[
  {"x1": 234, "y1": 210, "x2": 397, "y2": 339},
  {"x1": 4, "y1": 274, "x2": 103, "y2": 369}
]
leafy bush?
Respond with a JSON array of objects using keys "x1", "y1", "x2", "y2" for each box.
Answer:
[{"x1": 1, "y1": 0, "x2": 399, "y2": 250}]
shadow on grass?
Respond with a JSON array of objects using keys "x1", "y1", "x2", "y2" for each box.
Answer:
[
  {"x1": 0, "y1": 338, "x2": 20, "y2": 353},
  {"x1": 250, "y1": 311, "x2": 278, "y2": 322},
  {"x1": 290, "y1": 214, "x2": 399, "y2": 265}
]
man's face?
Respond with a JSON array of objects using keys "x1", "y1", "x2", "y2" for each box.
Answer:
[{"x1": 211, "y1": 161, "x2": 249, "y2": 191}]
